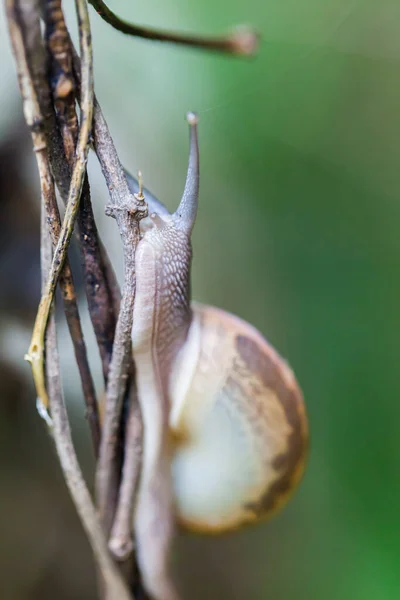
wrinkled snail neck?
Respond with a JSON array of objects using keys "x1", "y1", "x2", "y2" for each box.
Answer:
[{"x1": 131, "y1": 113, "x2": 199, "y2": 600}]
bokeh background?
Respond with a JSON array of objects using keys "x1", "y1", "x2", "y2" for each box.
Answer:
[{"x1": 1, "y1": 0, "x2": 400, "y2": 598}]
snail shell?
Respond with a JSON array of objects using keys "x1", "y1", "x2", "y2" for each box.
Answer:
[{"x1": 169, "y1": 302, "x2": 308, "y2": 533}]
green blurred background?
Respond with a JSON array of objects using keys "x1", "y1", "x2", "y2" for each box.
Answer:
[{"x1": 1, "y1": 0, "x2": 400, "y2": 598}]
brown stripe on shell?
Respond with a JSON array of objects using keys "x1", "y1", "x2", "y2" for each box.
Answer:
[{"x1": 235, "y1": 334, "x2": 308, "y2": 517}]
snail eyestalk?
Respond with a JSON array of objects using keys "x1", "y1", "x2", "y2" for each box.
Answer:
[{"x1": 173, "y1": 112, "x2": 200, "y2": 233}]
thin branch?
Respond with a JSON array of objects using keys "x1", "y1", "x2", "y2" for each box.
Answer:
[
  {"x1": 22, "y1": 0, "x2": 93, "y2": 410},
  {"x1": 40, "y1": 105, "x2": 122, "y2": 327},
  {"x1": 71, "y1": 47, "x2": 148, "y2": 538},
  {"x1": 88, "y1": 0, "x2": 259, "y2": 56},
  {"x1": 109, "y1": 385, "x2": 143, "y2": 560},
  {"x1": 47, "y1": 319, "x2": 133, "y2": 600},
  {"x1": 44, "y1": 122, "x2": 122, "y2": 351},
  {"x1": 48, "y1": 210, "x2": 101, "y2": 453},
  {"x1": 96, "y1": 169, "x2": 146, "y2": 535},
  {"x1": 5, "y1": 0, "x2": 100, "y2": 453},
  {"x1": 44, "y1": 0, "x2": 118, "y2": 383},
  {"x1": 72, "y1": 46, "x2": 148, "y2": 597},
  {"x1": 40, "y1": 207, "x2": 133, "y2": 600},
  {"x1": 29, "y1": 1, "x2": 100, "y2": 453}
]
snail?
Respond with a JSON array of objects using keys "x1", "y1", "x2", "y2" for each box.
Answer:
[{"x1": 126, "y1": 113, "x2": 308, "y2": 600}]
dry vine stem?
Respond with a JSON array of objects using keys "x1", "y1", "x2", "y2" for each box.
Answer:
[
  {"x1": 70, "y1": 48, "x2": 149, "y2": 597},
  {"x1": 44, "y1": 0, "x2": 120, "y2": 385},
  {"x1": 6, "y1": 1, "x2": 132, "y2": 598},
  {"x1": 41, "y1": 215, "x2": 132, "y2": 600},
  {"x1": 92, "y1": 101, "x2": 148, "y2": 534},
  {"x1": 24, "y1": 0, "x2": 93, "y2": 413},
  {"x1": 16, "y1": 0, "x2": 100, "y2": 451},
  {"x1": 109, "y1": 384, "x2": 143, "y2": 559},
  {"x1": 6, "y1": 0, "x2": 98, "y2": 450},
  {"x1": 70, "y1": 44, "x2": 148, "y2": 542},
  {"x1": 44, "y1": 10, "x2": 143, "y2": 591},
  {"x1": 89, "y1": 0, "x2": 259, "y2": 55}
]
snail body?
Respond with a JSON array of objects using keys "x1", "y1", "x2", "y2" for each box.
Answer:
[{"x1": 128, "y1": 113, "x2": 308, "y2": 600}]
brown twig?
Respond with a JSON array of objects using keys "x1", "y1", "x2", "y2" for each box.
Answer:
[
  {"x1": 5, "y1": 0, "x2": 52, "y2": 412},
  {"x1": 26, "y1": 1, "x2": 99, "y2": 452},
  {"x1": 5, "y1": 0, "x2": 100, "y2": 453},
  {"x1": 46, "y1": 199, "x2": 101, "y2": 454},
  {"x1": 71, "y1": 47, "x2": 147, "y2": 538},
  {"x1": 72, "y1": 46, "x2": 148, "y2": 596},
  {"x1": 44, "y1": 0, "x2": 119, "y2": 384},
  {"x1": 42, "y1": 119, "x2": 122, "y2": 359},
  {"x1": 38, "y1": 123, "x2": 122, "y2": 385},
  {"x1": 88, "y1": 0, "x2": 259, "y2": 56},
  {"x1": 21, "y1": 0, "x2": 94, "y2": 411},
  {"x1": 40, "y1": 206, "x2": 133, "y2": 600},
  {"x1": 109, "y1": 385, "x2": 143, "y2": 560},
  {"x1": 95, "y1": 133, "x2": 147, "y2": 534}
]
